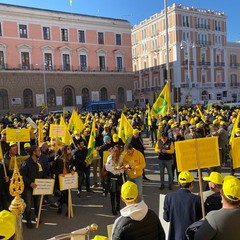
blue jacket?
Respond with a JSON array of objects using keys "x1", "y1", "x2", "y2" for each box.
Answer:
[{"x1": 163, "y1": 188, "x2": 202, "y2": 240}]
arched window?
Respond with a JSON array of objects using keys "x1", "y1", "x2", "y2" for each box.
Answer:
[
  {"x1": 118, "y1": 87, "x2": 124, "y2": 103},
  {"x1": 82, "y1": 88, "x2": 89, "y2": 106},
  {"x1": 63, "y1": 87, "x2": 74, "y2": 106},
  {"x1": 0, "y1": 89, "x2": 9, "y2": 109},
  {"x1": 47, "y1": 88, "x2": 56, "y2": 107},
  {"x1": 100, "y1": 87, "x2": 108, "y2": 101},
  {"x1": 23, "y1": 88, "x2": 33, "y2": 108}
]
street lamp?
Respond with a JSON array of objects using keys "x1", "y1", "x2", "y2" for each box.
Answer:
[
  {"x1": 43, "y1": 61, "x2": 48, "y2": 114},
  {"x1": 180, "y1": 40, "x2": 196, "y2": 104}
]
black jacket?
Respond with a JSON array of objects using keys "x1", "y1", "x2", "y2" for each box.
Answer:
[
  {"x1": 20, "y1": 157, "x2": 44, "y2": 189},
  {"x1": 112, "y1": 208, "x2": 165, "y2": 240},
  {"x1": 72, "y1": 147, "x2": 88, "y2": 170}
]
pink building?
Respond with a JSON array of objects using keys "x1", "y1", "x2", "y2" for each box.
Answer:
[{"x1": 0, "y1": 3, "x2": 134, "y2": 114}]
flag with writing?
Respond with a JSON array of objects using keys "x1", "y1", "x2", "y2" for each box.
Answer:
[{"x1": 151, "y1": 82, "x2": 171, "y2": 118}]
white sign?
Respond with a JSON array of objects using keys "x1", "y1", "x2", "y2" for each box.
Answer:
[
  {"x1": 36, "y1": 94, "x2": 45, "y2": 107},
  {"x1": 56, "y1": 96, "x2": 62, "y2": 106},
  {"x1": 33, "y1": 179, "x2": 55, "y2": 195},
  {"x1": 76, "y1": 95, "x2": 82, "y2": 105},
  {"x1": 59, "y1": 172, "x2": 78, "y2": 191},
  {"x1": 126, "y1": 90, "x2": 132, "y2": 102},
  {"x1": 91, "y1": 91, "x2": 99, "y2": 101}
]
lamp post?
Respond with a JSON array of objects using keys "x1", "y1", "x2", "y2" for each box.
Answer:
[
  {"x1": 43, "y1": 61, "x2": 48, "y2": 114},
  {"x1": 180, "y1": 40, "x2": 195, "y2": 104}
]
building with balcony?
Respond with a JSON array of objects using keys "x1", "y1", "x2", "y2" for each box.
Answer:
[
  {"x1": 227, "y1": 42, "x2": 240, "y2": 102},
  {"x1": 132, "y1": 4, "x2": 228, "y2": 106},
  {"x1": 0, "y1": 3, "x2": 134, "y2": 114}
]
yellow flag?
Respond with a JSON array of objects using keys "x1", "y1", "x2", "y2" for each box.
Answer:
[
  {"x1": 229, "y1": 111, "x2": 240, "y2": 146},
  {"x1": 118, "y1": 113, "x2": 133, "y2": 143},
  {"x1": 86, "y1": 118, "x2": 96, "y2": 165},
  {"x1": 68, "y1": 110, "x2": 84, "y2": 133},
  {"x1": 38, "y1": 122, "x2": 44, "y2": 146},
  {"x1": 151, "y1": 82, "x2": 171, "y2": 118},
  {"x1": 232, "y1": 137, "x2": 240, "y2": 169},
  {"x1": 196, "y1": 105, "x2": 206, "y2": 123},
  {"x1": 123, "y1": 104, "x2": 128, "y2": 112},
  {"x1": 60, "y1": 116, "x2": 73, "y2": 146},
  {"x1": 41, "y1": 102, "x2": 46, "y2": 111},
  {"x1": 70, "y1": 0, "x2": 72, "y2": 6}
]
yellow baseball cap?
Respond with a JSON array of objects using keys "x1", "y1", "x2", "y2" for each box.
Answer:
[
  {"x1": 0, "y1": 210, "x2": 15, "y2": 239},
  {"x1": 133, "y1": 129, "x2": 141, "y2": 134},
  {"x1": 223, "y1": 177, "x2": 240, "y2": 202},
  {"x1": 203, "y1": 172, "x2": 224, "y2": 185},
  {"x1": 178, "y1": 171, "x2": 194, "y2": 184},
  {"x1": 24, "y1": 143, "x2": 31, "y2": 148},
  {"x1": 121, "y1": 181, "x2": 138, "y2": 203},
  {"x1": 9, "y1": 142, "x2": 17, "y2": 147}
]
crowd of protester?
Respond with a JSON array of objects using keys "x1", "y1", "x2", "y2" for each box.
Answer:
[{"x1": 0, "y1": 103, "x2": 240, "y2": 239}]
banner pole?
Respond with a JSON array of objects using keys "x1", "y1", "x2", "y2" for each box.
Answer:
[{"x1": 195, "y1": 139, "x2": 206, "y2": 218}]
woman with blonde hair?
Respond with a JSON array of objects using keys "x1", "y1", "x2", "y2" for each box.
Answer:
[
  {"x1": 105, "y1": 145, "x2": 125, "y2": 215},
  {"x1": 52, "y1": 145, "x2": 74, "y2": 215}
]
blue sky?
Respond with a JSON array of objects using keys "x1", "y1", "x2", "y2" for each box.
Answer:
[{"x1": 0, "y1": 0, "x2": 239, "y2": 41}]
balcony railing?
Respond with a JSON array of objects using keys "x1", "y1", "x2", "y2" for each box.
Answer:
[
  {"x1": 230, "y1": 63, "x2": 240, "y2": 68},
  {"x1": 182, "y1": 60, "x2": 194, "y2": 66},
  {"x1": 196, "y1": 40, "x2": 211, "y2": 46},
  {"x1": 214, "y1": 83, "x2": 225, "y2": 88},
  {"x1": 196, "y1": 24, "x2": 210, "y2": 30},
  {"x1": 214, "y1": 62, "x2": 225, "y2": 67},
  {"x1": 181, "y1": 83, "x2": 190, "y2": 88},
  {"x1": 199, "y1": 61, "x2": 211, "y2": 67},
  {"x1": 230, "y1": 83, "x2": 240, "y2": 88},
  {"x1": 4, "y1": 65, "x2": 131, "y2": 73}
]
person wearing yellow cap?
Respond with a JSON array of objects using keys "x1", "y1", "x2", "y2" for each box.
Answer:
[
  {"x1": 163, "y1": 171, "x2": 202, "y2": 240},
  {"x1": 20, "y1": 145, "x2": 43, "y2": 229},
  {"x1": 203, "y1": 172, "x2": 224, "y2": 214},
  {"x1": 195, "y1": 177, "x2": 240, "y2": 240},
  {"x1": 111, "y1": 181, "x2": 165, "y2": 240}
]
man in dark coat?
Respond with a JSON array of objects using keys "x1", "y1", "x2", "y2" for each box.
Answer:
[{"x1": 112, "y1": 181, "x2": 165, "y2": 240}]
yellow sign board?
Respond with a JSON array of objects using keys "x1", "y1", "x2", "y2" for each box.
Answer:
[
  {"x1": 6, "y1": 128, "x2": 30, "y2": 143},
  {"x1": 49, "y1": 124, "x2": 66, "y2": 137},
  {"x1": 175, "y1": 137, "x2": 220, "y2": 172},
  {"x1": 59, "y1": 172, "x2": 78, "y2": 191},
  {"x1": 232, "y1": 137, "x2": 240, "y2": 169},
  {"x1": 9, "y1": 156, "x2": 29, "y2": 170}
]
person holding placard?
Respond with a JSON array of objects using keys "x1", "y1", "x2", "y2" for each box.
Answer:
[
  {"x1": 105, "y1": 145, "x2": 124, "y2": 215},
  {"x1": 52, "y1": 145, "x2": 74, "y2": 215},
  {"x1": 73, "y1": 139, "x2": 92, "y2": 197},
  {"x1": 20, "y1": 145, "x2": 44, "y2": 229}
]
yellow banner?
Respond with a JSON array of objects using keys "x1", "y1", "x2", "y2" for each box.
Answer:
[
  {"x1": 103, "y1": 150, "x2": 110, "y2": 164},
  {"x1": 232, "y1": 137, "x2": 240, "y2": 169},
  {"x1": 49, "y1": 124, "x2": 66, "y2": 137},
  {"x1": 9, "y1": 156, "x2": 29, "y2": 170},
  {"x1": 175, "y1": 137, "x2": 220, "y2": 172},
  {"x1": 59, "y1": 172, "x2": 78, "y2": 191},
  {"x1": 6, "y1": 128, "x2": 30, "y2": 143}
]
